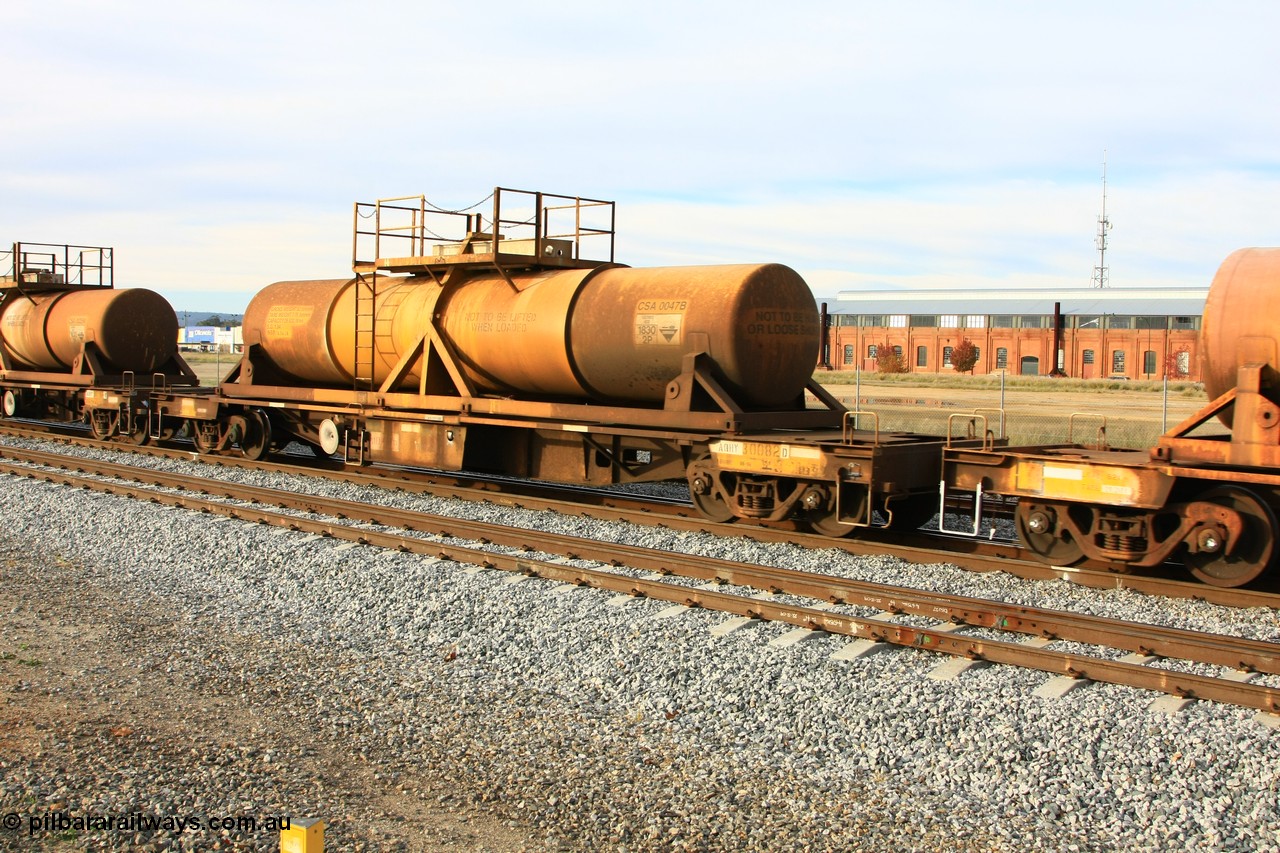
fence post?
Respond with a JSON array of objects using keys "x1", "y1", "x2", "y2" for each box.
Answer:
[{"x1": 1162, "y1": 375, "x2": 1169, "y2": 433}]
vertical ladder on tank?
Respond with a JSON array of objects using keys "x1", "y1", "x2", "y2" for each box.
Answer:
[{"x1": 353, "y1": 269, "x2": 376, "y2": 391}]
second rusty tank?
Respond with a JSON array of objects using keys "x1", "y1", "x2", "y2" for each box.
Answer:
[
  {"x1": 0, "y1": 287, "x2": 180, "y2": 374},
  {"x1": 242, "y1": 263, "x2": 820, "y2": 408},
  {"x1": 1200, "y1": 247, "x2": 1280, "y2": 426}
]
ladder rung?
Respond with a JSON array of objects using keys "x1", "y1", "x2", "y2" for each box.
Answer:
[{"x1": 355, "y1": 277, "x2": 376, "y2": 391}]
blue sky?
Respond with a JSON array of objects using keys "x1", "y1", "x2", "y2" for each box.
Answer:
[{"x1": 4, "y1": 1, "x2": 1279, "y2": 311}]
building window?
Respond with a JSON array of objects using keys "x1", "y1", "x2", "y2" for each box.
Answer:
[
  {"x1": 843, "y1": 344, "x2": 854, "y2": 365},
  {"x1": 1083, "y1": 349, "x2": 1095, "y2": 365},
  {"x1": 1171, "y1": 316, "x2": 1199, "y2": 331},
  {"x1": 1177, "y1": 351, "x2": 1190, "y2": 374},
  {"x1": 910, "y1": 315, "x2": 938, "y2": 328},
  {"x1": 1077, "y1": 316, "x2": 1102, "y2": 330},
  {"x1": 940, "y1": 315, "x2": 960, "y2": 328},
  {"x1": 1112, "y1": 350, "x2": 1126, "y2": 374},
  {"x1": 888, "y1": 315, "x2": 908, "y2": 328},
  {"x1": 1108, "y1": 316, "x2": 1132, "y2": 330},
  {"x1": 942, "y1": 346, "x2": 954, "y2": 367},
  {"x1": 966, "y1": 315, "x2": 986, "y2": 328},
  {"x1": 992, "y1": 315, "x2": 1015, "y2": 329},
  {"x1": 868, "y1": 344, "x2": 878, "y2": 358},
  {"x1": 892, "y1": 345, "x2": 903, "y2": 359},
  {"x1": 1019, "y1": 315, "x2": 1047, "y2": 329},
  {"x1": 996, "y1": 347, "x2": 1008, "y2": 369},
  {"x1": 916, "y1": 346, "x2": 928, "y2": 367},
  {"x1": 973, "y1": 346, "x2": 980, "y2": 361},
  {"x1": 1136, "y1": 316, "x2": 1167, "y2": 330},
  {"x1": 1144, "y1": 350, "x2": 1157, "y2": 375},
  {"x1": 860, "y1": 315, "x2": 886, "y2": 328}
]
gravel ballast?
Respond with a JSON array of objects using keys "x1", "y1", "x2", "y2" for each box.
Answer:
[{"x1": 1, "y1": 437, "x2": 1278, "y2": 851}]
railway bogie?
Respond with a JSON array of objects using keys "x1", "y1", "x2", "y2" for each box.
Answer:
[
  {"x1": 691, "y1": 429, "x2": 962, "y2": 533},
  {"x1": 944, "y1": 445, "x2": 1280, "y2": 586}
]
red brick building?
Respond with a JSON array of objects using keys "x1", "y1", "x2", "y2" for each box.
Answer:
[{"x1": 819, "y1": 288, "x2": 1207, "y2": 381}]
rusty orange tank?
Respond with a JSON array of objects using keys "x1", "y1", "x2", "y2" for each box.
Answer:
[
  {"x1": 1201, "y1": 248, "x2": 1280, "y2": 426},
  {"x1": 0, "y1": 288, "x2": 179, "y2": 373},
  {"x1": 242, "y1": 263, "x2": 820, "y2": 408}
]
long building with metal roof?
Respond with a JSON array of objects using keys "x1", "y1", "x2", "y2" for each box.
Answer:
[{"x1": 816, "y1": 288, "x2": 1208, "y2": 380}]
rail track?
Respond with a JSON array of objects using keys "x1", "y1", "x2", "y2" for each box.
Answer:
[
  {"x1": 2, "y1": 441, "x2": 1278, "y2": 717},
  {"x1": 2, "y1": 420, "x2": 1278, "y2": 611}
]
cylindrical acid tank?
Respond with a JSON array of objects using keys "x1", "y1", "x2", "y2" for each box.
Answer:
[
  {"x1": 1201, "y1": 248, "x2": 1280, "y2": 418},
  {"x1": 0, "y1": 288, "x2": 179, "y2": 373},
  {"x1": 242, "y1": 263, "x2": 820, "y2": 407}
]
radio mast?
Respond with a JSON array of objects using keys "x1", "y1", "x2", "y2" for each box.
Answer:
[{"x1": 1090, "y1": 154, "x2": 1111, "y2": 288}]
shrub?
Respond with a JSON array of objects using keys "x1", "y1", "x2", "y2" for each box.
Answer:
[
  {"x1": 950, "y1": 338, "x2": 979, "y2": 374},
  {"x1": 874, "y1": 342, "x2": 908, "y2": 373}
]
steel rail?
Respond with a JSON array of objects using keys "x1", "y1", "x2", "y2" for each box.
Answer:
[
  {"x1": 1, "y1": 422, "x2": 1278, "y2": 610},
  {"x1": 3, "y1": 445, "x2": 1277, "y2": 675},
  {"x1": 2, "y1": 450, "x2": 1278, "y2": 712}
]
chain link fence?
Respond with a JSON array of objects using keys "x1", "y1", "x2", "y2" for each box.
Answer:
[{"x1": 814, "y1": 384, "x2": 1223, "y2": 450}]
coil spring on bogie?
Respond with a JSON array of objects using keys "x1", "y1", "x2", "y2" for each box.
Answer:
[
  {"x1": 734, "y1": 480, "x2": 777, "y2": 518},
  {"x1": 1103, "y1": 533, "x2": 1145, "y2": 555},
  {"x1": 739, "y1": 493, "x2": 774, "y2": 512}
]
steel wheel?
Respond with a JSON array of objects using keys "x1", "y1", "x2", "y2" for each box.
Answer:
[
  {"x1": 807, "y1": 509, "x2": 856, "y2": 537},
  {"x1": 1185, "y1": 486, "x2": 1276, "y2": 587},
  {"x1": 688, "y1": 459, "x2": 734, "y2": 524},
  {"x1": 805, "y1": 486, "x2": 868, "y2": 538},
  {"x1": 1015, "y1": 501, "x2": 1086, "y2": 566},
  {"x1": 239, "y1": 409, "x2": 272, "y2": 461},
  {"x1": 692, "y1": 489, "x2": 735, "y2": 524}
]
